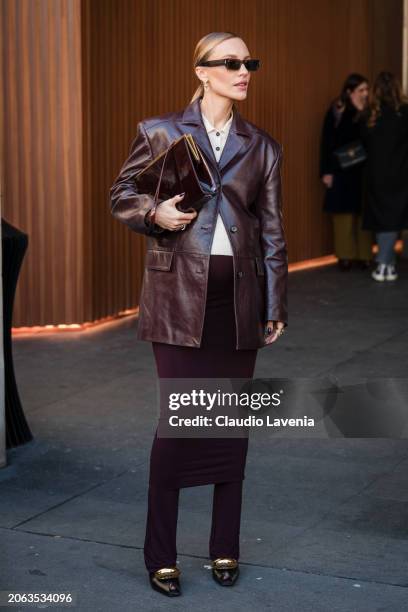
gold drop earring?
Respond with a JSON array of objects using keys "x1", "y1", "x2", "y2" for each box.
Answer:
[{"x1": 204, "y1": 80, "x2": 209, "y2": 90}]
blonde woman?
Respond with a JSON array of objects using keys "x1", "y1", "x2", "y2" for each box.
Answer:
[{"x1": 110, "y1": 31, "x2": 288, "y2": 597}]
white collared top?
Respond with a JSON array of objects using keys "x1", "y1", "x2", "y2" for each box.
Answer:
[{"x1": 200, "y1": 105, "x2": 234, "y2": 256}]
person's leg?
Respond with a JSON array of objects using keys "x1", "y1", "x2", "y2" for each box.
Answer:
[
  {"x1": 144, "y1": 483, "x2": 180, "y2": 573},
  {"x1": 332, "y1": 213, "x2": 356, "y2": 261},
  {"x1": 402, "y1": 230, "x2": 408, "y2": 259},
  {"x1": 209, "y1": 480, "x2": 243, "y2": 561},
  {"x1": 375, "y1": 231, "x2": 399, "y2": 265}
]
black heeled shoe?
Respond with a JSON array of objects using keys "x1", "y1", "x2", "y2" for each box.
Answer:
[
  {"x1": 211, "y1": 558, "x2": 239, "y2": 586},
  {"x1": 149, "y1": 566, "x2": 181, "y2": 597}
]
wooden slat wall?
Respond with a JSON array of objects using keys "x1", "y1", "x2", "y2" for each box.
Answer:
[
  {"x1": 1, "y1": 0, "x2": 403, "y2": 326},
  {"x1": 1, "y1": 0, "x2": 84, "y2": 326}
]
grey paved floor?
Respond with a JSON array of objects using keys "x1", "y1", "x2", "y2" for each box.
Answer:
[{"x1": 1, "y1": 259, "x2": 408, "y2": 611}]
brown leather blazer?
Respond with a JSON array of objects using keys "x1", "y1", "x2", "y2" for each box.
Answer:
[{"x1": 109, "y1": 96, "x2": 288, "y2": 349}]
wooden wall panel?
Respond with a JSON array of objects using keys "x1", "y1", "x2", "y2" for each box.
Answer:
[
  {"x1": 1, "y1": 0, "x2": 403, "y2": 326},
  {"x1": 93, "y1": 0, "x2": 403, "y2": 322},
  {"x1": 371, "y1": 0, "x2": 403, "y2": 77},
  {"x1": 1, "y1": 0, "x2": 84, "y2": 326}
]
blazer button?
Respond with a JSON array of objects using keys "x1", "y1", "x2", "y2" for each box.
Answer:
[
  {"x1": 230, "y1": 225, "x2": 238, "y2": 233},
  {"x1": 237, "y1": 271, "x2": 244, "y2": 278}
]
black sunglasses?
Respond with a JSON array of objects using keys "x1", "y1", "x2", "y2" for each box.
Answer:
[{"x1": 196, "y1": 58, "x2": 261, "y2": 71}]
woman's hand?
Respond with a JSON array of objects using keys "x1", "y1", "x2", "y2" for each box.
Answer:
[
  {"x1": 264, "y1": 320, "x2": 286, "y2": 345},
  {"x1": 152, "y1": 193, "x2": 198, "y2": 231},
  {"x1": 321, "y1": 174, "x2": 333, "y2": 188}
]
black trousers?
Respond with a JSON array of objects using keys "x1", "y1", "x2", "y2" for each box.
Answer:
[{"x1": 144, "y1": 480, "x2": 243, "y2": 572}]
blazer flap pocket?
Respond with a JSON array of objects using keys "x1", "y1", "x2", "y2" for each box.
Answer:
[
  {"x1": 255, "y1": 256, "x2": 265, "y2": 276},
  {"x1": 146, "y1": 250, "x2": 174, "y2": 271}
]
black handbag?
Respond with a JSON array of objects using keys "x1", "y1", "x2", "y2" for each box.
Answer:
[
  {"x1": 333, "y1": 140, "x2": 367, "y2": 169},
  {"x1": 135, "y1": 133, "x2": 218, "y2": 230}
]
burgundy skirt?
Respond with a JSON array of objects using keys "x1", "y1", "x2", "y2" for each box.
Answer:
[{"x1": 148, "y1": 255, "x2": 258, "y2": 489}]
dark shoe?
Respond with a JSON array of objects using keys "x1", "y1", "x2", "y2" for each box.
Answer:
[
  {"x1": 338, "y1": 258, "x2": 352, "y2": 271},
  {"x1": 211, "y1": 557, "x2": 239, "y2": 586},
  {"x1": 149, "y1": 566, "x2": 181, "y2": 597}
]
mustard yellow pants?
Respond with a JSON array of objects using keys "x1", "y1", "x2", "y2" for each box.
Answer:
[{"x1": 332, "y1": 213, "x2": 374, "y2": 260}]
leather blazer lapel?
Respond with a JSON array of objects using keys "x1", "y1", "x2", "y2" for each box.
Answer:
[{"x1": 180, "y1": 97, "x2": 251, "y2": 174}]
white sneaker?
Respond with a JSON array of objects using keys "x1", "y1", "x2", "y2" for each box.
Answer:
[
  {"x1": 385, "y1": 264, "x2": 398, "y2": 281},
  {"x1": 371, "y1": 263, "x2": 387, "y2": 281}
]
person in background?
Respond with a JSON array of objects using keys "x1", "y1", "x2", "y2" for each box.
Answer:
[
  {"x1": 360, "y1": 71, "x2": 408, "y2": 282},
  {"x1": 320, "y1": 73, "x2": 373, "y2": 271}
]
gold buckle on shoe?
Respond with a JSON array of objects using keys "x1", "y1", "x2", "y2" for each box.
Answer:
[
  {"x1": 154, "y1": 567, "x2": 181, "y2": 580},
  {"x1": 212, "y1": 558, "x2": 238, "y2": 570}
]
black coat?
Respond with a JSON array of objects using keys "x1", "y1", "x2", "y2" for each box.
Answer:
[
  {"x1": 319, "y1": 103, "x2": 365, "y2": 214},
  {"x1": 360, "y1": 102, "x2": 408, "y2": 231}
]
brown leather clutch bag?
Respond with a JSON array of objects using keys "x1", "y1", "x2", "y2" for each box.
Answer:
[{"x1": 135, "y1": 133, "x2": 218, "y2": 231}]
